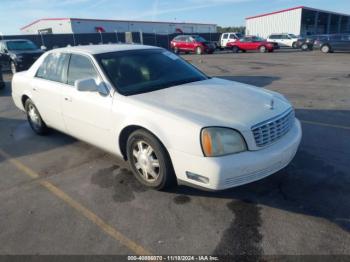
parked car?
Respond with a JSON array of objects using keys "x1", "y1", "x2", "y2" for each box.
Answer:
[
  {"x1": 0, "y1": 39, "x2": 45, "y2": 74},
  {"x1": 227, "y1": 36, "x2": 275, "y2": 53},
  {"x1": 12, "y1": 45, "x2": 302, "y2": 191},
  {"x1": 313, "y1": 34, "x2": 350, "y2": 53},
  {"x1": 267, "y1": 33, "x2": 300, "y2": 48},
  {"x1": 296, "y1": 35, "x2": 329, "y2": 51},
  {"x1": 171, "y1": 35, "x2": 215, "y2": 55},
  {"x1": 218, "y1": 32, "x2": 244, "y2": 49}
]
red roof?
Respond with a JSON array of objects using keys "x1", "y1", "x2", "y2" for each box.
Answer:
[
  {"x1": 21, "y1": 18, "x2": 216, "y2": 31},
  {"x1": 246, "y1": 6, "x2": 304, "y2": 20},
  {"x1": 246, "y1": 6, "x2": 350, "y2": 20}
]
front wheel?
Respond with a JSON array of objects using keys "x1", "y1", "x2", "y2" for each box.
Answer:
[
  {"x1": 195, "y1": 47, "x2": 203, "y2": 55},
  {"x1": 127, "y1": 129, "x2": 176, "y2": 190},
  {"x1": 25, "y1": 99, "x2": 49, "y2": 135},
  {"x1": 259, "y1": 46, "x2": 267, "y2": 53},
  {"x1": 292, "y1": 42, "x2": 298, "y2": 49},
  {"x1": 173, "y1": 47, "x2": 179, "y2": 54}
]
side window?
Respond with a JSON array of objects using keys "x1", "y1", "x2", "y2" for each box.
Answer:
[
  {"x1": 282, "y1": 35, "x2": 290, "y2": 39},
  {"x1": 222, "y1": 34, "x2": 229, "y2": 39},
  {"x1": 36, "y1": 53, "x2": 70, "y2": 83},
  {"x1": 229, "y1": 34, "x2": 237, "y2": 39},
  {"x1": 67, "y1": 54, "x2": 99, "y2": 86}
]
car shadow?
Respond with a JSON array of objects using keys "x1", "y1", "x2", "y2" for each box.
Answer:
[
  {"x1": 0, "y1": 117, "x2": 76, "y2": 164},
  {"x1": 167, "y1": 108, "x2": 350, "y2": 232},
  {"x1": 216, "y1": 75, "x2": 280, "y2": 88}
]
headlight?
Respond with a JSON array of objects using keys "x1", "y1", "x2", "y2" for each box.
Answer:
[{"x1": 201, "y1": 127, "x2": 247, "y2": 157}]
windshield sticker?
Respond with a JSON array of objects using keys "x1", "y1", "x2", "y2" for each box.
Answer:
[{"x1": 163, "y1": 51, "x2": 179, "y2": 60}]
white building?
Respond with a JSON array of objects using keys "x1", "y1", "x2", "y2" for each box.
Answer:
[
  {"x1": 246, "y1": 6, "x2": 350, "y2": 38},
  {"x1": 21, "y1": 18, "x2": 217, "y2": 35}
]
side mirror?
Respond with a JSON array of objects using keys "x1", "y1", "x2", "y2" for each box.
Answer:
[
  {"x1": 41, "y1": 46, "x2": 47, "y2": 51},
  {"x1": 75, "y1": 78, "x2": 108, "y2": 95}
]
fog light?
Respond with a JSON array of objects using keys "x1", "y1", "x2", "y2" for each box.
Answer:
[{"x1": 186, "y1": 172, "x2": 209, "y2": 184}]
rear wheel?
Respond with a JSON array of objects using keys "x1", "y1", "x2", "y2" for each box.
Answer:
[
  {"x1": 231, "y1": 46, "x2": 239, "y2": 53},
  {"x1": 126, "y1": 129, "x2": 176, "y2": 190},
  {"x1": 301, "y1": 43, "x2": 309, "y2": 51},
  {"x1": 195, "y1": 47, "x2": 203, "y2": 55},
  {"x1": 259, "y1": 46, "x2": 267, "y2": 53},
  {"x1": 24, "y1": 99, "x2": 49, "y2": 135},
  {"x1": 321, "y1": 45, "x2": 331, "y2": 53}
]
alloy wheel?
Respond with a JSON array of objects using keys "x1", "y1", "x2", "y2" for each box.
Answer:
[{"x1": 132, "y1": 140, "x2": 160, "y2": 183}]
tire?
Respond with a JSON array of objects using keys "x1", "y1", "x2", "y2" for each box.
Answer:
[
  {"x1": 231, "y1": 46, "x2": 239, "y2": 53},
  {"x1": 126, "y1": 129, "x2": 176, "y2": 190},
  {"x1": 292, "y1": 42, "x2": 297, "y2": 49},
  {"x1": 173, "y1": 47, "x2": 179, "y2": 54},
  {"x1": 301, "y1": 43, "x2": 309, "y2": 51},
  {"x1": 321, "y1": 45, "x2": 331, "y2": 53},
  {"x1": 24, "y1": 99, "x2": 49, "y2": 135},
  {"x1": 195, "y1": 46, "x2": 203, "y2": 55},
  {"x1": 185, "y1": 51, "x2": 190, "y2": 54},
  {"x1": 10, "y1": 61, "x2": 17, "y2": 75},
  {"x1": 259, "y1": 46, "x2": 267, "y2": 53}
]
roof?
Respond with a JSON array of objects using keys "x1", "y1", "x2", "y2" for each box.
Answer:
[
  {"x1": 50, "y1": 44, "x2": 161, "y2": 55},
  {"x1": 21, "y1": 18, "x2": 217, "y2": 31},
  {"x1": 246, "y1": 6, "x2": 350, "y2": 20}
]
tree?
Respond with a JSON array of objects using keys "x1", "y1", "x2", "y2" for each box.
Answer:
[{"x1": 217, "y1": 26, "x2": 246, "y2": 34}]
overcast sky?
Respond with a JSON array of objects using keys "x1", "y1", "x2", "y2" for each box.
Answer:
[{"x1": 1, "y1": 0, "x2": 350, "y2": 35}]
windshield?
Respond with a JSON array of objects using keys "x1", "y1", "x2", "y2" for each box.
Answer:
[
  {"x1": 253, "y1": 36, "x2": 265, "y2": 42},
  {"x1": 95, "y1": 49, "x2": 208, "y2": 95},
  {"x1": 236, "y1": 33, "x2": 243, "y2": 39},
  {"x1": 7, "y1": 40, "x2": 38, "y2": 51},
  {"x1": 192, "y1": 36, "x2": 207, "y2": 42}
]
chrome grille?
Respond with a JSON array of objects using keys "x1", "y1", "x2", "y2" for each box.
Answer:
[{"x1": 252, "y1": 109, "x2": 294, "y2": 147}]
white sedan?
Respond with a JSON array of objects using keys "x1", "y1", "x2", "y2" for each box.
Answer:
[{"x1": 12, "y1": 44, "x2": 302, "y2": 191}]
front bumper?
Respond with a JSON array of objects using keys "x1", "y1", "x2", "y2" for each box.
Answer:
[{"x1": 169, "y1": 119, "x2": 302, "y2": 190}]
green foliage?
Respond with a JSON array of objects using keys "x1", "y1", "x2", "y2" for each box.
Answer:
[{"x1": 217, "y1": 26, "x2": 246, "y2": 34}]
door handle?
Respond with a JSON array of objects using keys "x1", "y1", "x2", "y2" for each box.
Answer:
[
  {"x1": 64, "y1": 97, "x2": 72, "y2": 102},
  {"x1": 32, "y1": 87, "x2": 37, "y2": 91}
]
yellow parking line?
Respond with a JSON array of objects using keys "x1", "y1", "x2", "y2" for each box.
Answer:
[
  {"x1": 301, "y1": 120, "x2": 350, "y2": 130},
  {"x1": 0, "y1": 149, "x2": 151, "y2": 255}
]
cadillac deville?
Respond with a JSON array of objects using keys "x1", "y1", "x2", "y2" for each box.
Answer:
[{"x1": 11, "y1": 45, "x2": 302, "y2": 190}]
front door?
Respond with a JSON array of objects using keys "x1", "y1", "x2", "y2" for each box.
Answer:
[{"x1": 60, "y1": 53, "x2": 114, "y2": 151}]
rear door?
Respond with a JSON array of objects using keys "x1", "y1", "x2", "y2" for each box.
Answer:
[
  {"x1": 30, "y1": 52, "x2": 69, "y2": 132},
  {"x1": 221, "y1": 33, "x2": 229, "y2": 47},
  {"x1": 340, "y1": 35, "x2": 350, "y2": 51},
  {"x1": 329, "y1": 35, "x2": 343, "y2": 50},
  {"x1": 60, "y1": 53, "x2": 114, "y2": 151}
]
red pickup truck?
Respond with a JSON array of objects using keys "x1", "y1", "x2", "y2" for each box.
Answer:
[{"x1": 227, "y1": 36, "x2": 275, "y2": 53}]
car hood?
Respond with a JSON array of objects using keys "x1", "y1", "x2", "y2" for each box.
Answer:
[{"x1": 127, "y1": 78, "x2": 292, "y2": 130}]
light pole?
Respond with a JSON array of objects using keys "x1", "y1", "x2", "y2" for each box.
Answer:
[{"x1": 39, "y1": 31, "x2": 45, "y2": 48}]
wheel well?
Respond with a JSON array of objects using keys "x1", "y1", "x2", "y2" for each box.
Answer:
[
  {"x1": 118, "y1": 125, "x2": 171, "y2": 162},
  {"x1": 21, "y1": 95, "x2": 30, "y2": 107}
]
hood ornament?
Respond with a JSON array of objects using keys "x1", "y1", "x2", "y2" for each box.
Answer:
[{"x1": 269, "y1": 99, "x2": 275, "y2": 110}]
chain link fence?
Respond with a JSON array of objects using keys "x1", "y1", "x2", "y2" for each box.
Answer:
[{"x1": 1, "y1": 32, "x2": 221, "y2": 51}]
